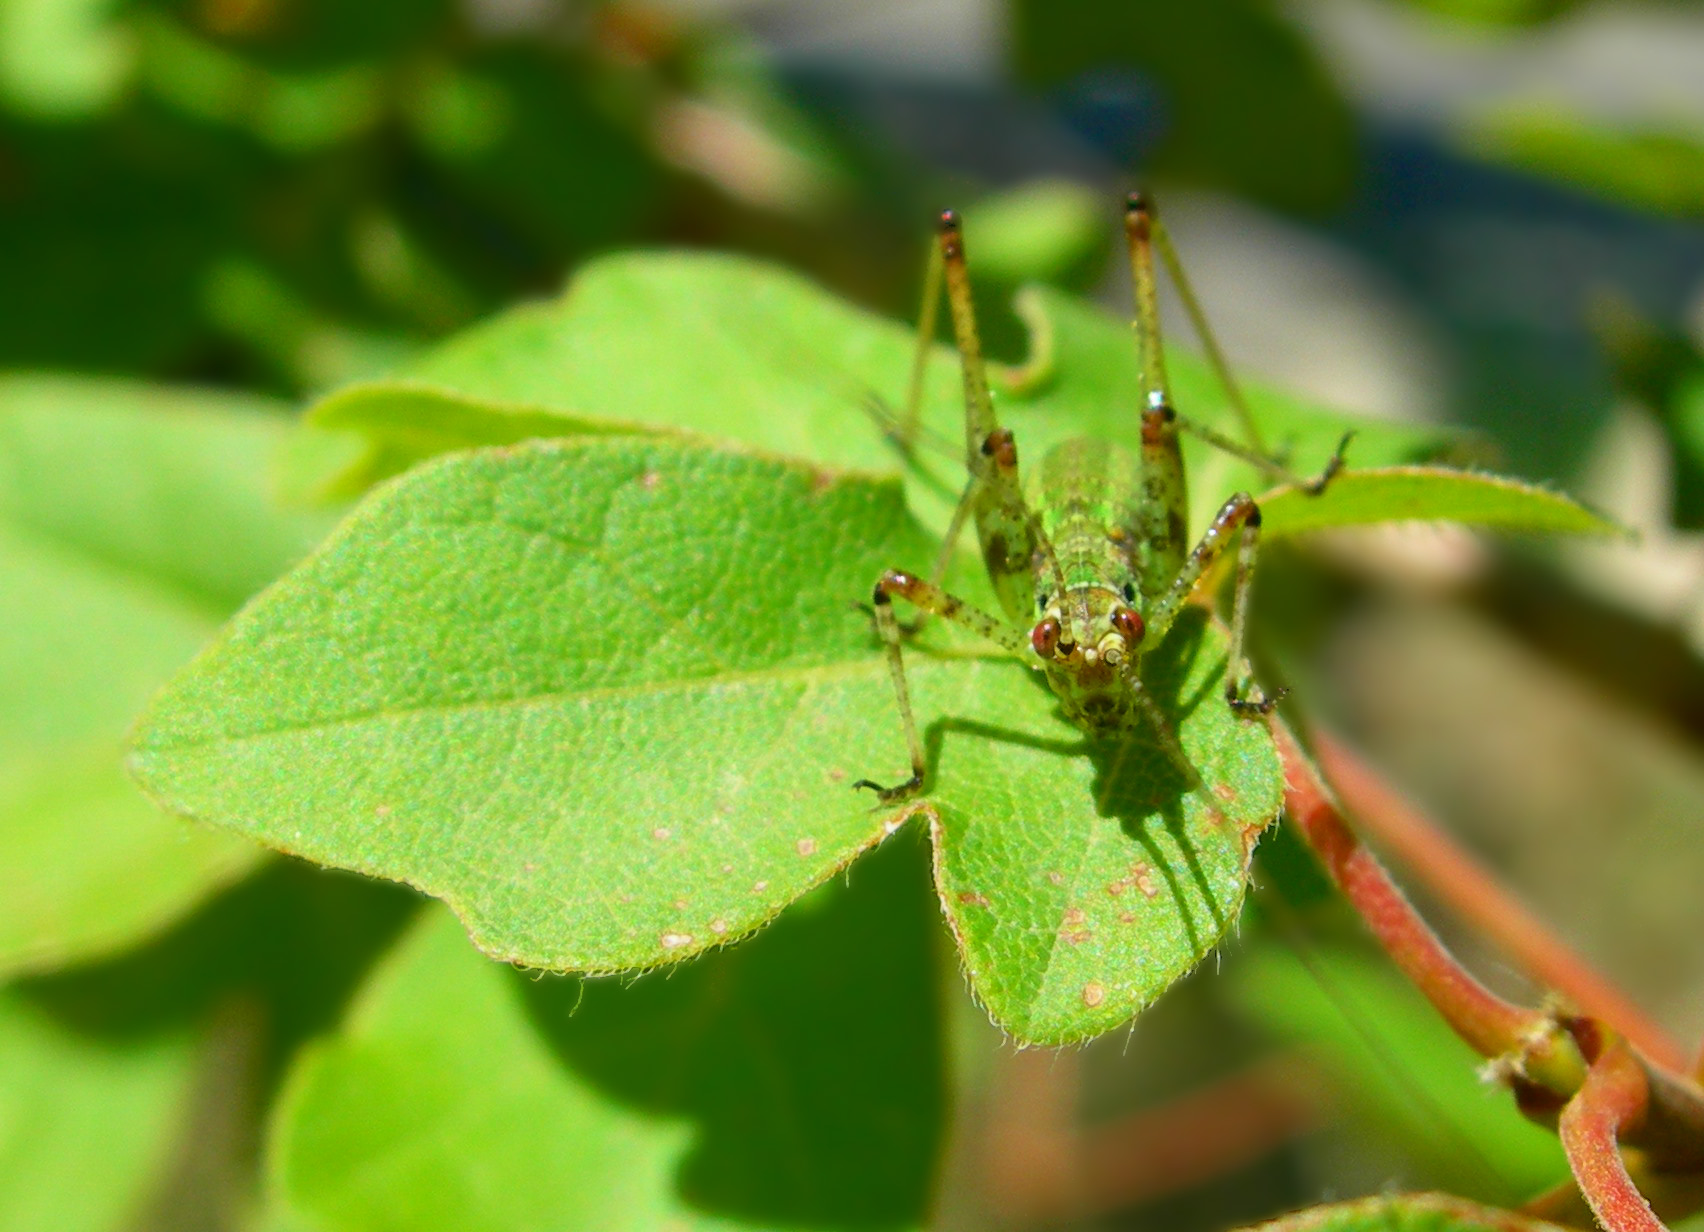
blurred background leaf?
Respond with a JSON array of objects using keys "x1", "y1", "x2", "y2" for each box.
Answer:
[
  {"x1": 0, "y1": 377, "x2": 329, "y2": 977},
  {"x1": 263, "y1": 832, "x2": 942, "y2": 1232},
  {"x1": 7, "y1": 0, "x2": 1704, "y2": 1229},
  {"x1": 1010, "y1": 0, "x2": 1358, "y2": 214}
]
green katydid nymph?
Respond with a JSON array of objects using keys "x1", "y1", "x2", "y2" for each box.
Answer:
[{"x1": 855, "y1": 193, "x2": 1349, "y2": 804}]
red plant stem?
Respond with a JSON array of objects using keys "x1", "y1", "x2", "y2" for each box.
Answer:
[
  {"x1": 1313, "y1": 730, "x2": 1688, "y2": 1075},
  {"x1": 1561, "y1": 1038, "x2": 1665, "y2": 1232},
  {"x1": 1273, "y1": 719, "x2": 1585, "y2": 1093}
]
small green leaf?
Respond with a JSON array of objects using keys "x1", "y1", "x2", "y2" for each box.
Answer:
[
  {"x1": 0, "y1": 0, "x2": 131, "y2": 120},
  {"x1": 0, "y1": 376, "x2": 326, "y2": 976},
  {"x1": 1461, "y1": 105, "x2": 1704, "y2": 218},
  {"x1": 1237, "y1": 1193, "x2": 1572, "y2": 1232},
  {"x1": 266, "y1": 833, "x2": 942, "y2": 1231},
  {"x1": 131, "y1": 436, "x2": 1279, "y2": 1043},
  {"x1": 1258, "y1": 467, "x2": 1625, "y2": 539},
  {"x1": 0, "y1": 989, "x2": 198, "y2": 1232},
  {"x1": 1226, "y1": 944, "x2": 1566, "y2": 1199}
]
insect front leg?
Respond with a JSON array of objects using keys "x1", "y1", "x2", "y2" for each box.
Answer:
[
  {"x1": 1139, "y1": 493, "x2": 1286, "y2": 718},
  {"x1": 853, "y1": 569, "x2": 1029, "y2": 805}
]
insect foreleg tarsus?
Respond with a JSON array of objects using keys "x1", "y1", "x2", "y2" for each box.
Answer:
[{"x1": 852, "y1": 570, "x2": 1029, "y2": 804}]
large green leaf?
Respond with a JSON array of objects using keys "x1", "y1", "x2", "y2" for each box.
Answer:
[
  {"x1": 0, "y1": 989, "x2": 197, "y2": 1232},
  {"x1": 1237, "y1": 1193, "x2": 1572, "y2": 1232},
  {"x1": 131, "y1": 435, "x2": 1280, "y2": 1044},
  {"x1": 0, "y1": 376, "x2": 326, "y2": 976},
  {"x1": 263, "y1": 833, "x2": 941, "y2": 1232}
]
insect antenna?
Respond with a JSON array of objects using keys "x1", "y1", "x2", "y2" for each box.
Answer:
[
  {"x1": 1149, "y1": 204, "x2": 1268, "y2": 455},
  {"x1": 1251, "y1": 879, "x2": 1520, "y2": 1196},
  {"x1": 897, "y1": 236, "x2": 945, "y2": 448}
]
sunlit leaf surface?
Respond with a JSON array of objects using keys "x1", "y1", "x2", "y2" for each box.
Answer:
[{"x1": 132, "y1": 436, "x2": 1278, "y2": 1043}]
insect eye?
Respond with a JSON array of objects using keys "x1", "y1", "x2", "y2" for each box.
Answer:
[
  {"x1": 1030, "y1": 617, "x2": 1062, "y2": 659},
  {"x1": 1112, "y1": 607, "x2": 1145, "y2": 645}
]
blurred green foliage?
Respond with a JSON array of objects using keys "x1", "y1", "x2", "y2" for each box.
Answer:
[
  {"x1": 0, "y1": 0, "x2": 852, "y2": 387},
  {"x1": 5, "y1": 1, "x2": 1703, "y2": 1230},
  {"x1": 1463, "y1": 107, "x2": 1704, "y2": 220},
  {"x1": 1010, "y1": 0, "x2": 1358, "y2": 213},
  {"x1": 1395, "y1": 0, "x2": 1583, "y2": 27},
  {"x1": 1595, "y1": 295, "x2": 1704, "y2": 530}
]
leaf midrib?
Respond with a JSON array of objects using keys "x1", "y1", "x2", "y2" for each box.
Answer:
[{"x1": 135, "y1": 652, "x2": 973, "y2": 754}]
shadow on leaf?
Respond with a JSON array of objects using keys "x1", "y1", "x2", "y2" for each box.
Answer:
[{"x1": 513, "y1": 830, "x2": 943, "y2": 1230}]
